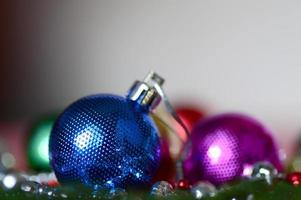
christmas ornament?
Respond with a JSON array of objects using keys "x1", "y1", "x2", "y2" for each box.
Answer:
[
  {"x1": 49, "y1": 72, "x2": 165, "y2": 189},
  {"x1": 27, "y1": 116, "x2": 56, "y2": 171},
  {"x1": 176, "y1": 179, "x2": 190, "y2": 190},
  {"x1": 151, "y1": 115, "x2": 175, "y2": 183},
  {"x1": 150, "y1": 181, "x2": 174, "y2": 197},
  {"x1": 183, "y1": 113, "x2": 283, "y2": 185},
  {"x1": 190, "y1": 181, "x2": 216, "y2": 199},
  {"x1": 47, "y1": 179, "x2": 60, "y2": 187},
  {"x1": 152, "y1": 138, "x2": 175, "y2": 183},
  {"x1": 152, "y1": 115, "x2": 170, "y2": 139},
  {"x1": 251, "y1": 162, "x2": 277, "y2": 184},
  {"x1": 286, "y1": 172, "x2": 301, "y2": 186},
  {"x1": 175, "y1": 106, "x2": 205, "y2": 142}
]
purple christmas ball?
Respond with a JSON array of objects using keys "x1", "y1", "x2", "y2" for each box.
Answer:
[{"x1": 183, "y1": 113, "x2": 283, "y2": 186}]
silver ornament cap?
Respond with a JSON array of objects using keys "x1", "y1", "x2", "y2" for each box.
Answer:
[
  {"x1": 251, "y1": 161, "x2": 278, "y2": 184},
  {"x1": 127, "y1": 71, "x2": 164, "y2": 111}
]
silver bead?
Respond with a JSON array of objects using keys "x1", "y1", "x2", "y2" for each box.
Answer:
[
  {"x1": 1, "y1": 172, "x2": 25, "y2": 190},
  {"x1": 251, "y1": 162, "x2": 277, "y2": 184},
  {"x1": 190, "y1": 181, "x2": 216, "y2": 199},
  {"x1": 246, "y1": 194, "x2": 255, "y2": 200},
  {"x1": 150, "y1": 181, "x2": 174, "y2": 197},
  {"x1": 37, "y1": 184, "x2": 55, "y2": 197},
  {"x1": 53, "y1": 188, "x2": 69, "y2": 199},
  {"x1": 106, "y1": 188, "x2": 127, "y2": 200},
  {"x1": 20, "y1": 181, "x2": 40, "y2": 194}
]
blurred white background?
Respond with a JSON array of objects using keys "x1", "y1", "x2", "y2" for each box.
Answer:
[{"x1": 2, "y1": 1, "x2": 301, "y2": 155}]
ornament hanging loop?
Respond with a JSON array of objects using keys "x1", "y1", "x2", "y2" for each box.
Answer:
[
  {"x1": 131, "y1": 71, "x2": 191, "y2": 181},
  {"x1": 128, "y1": 71, "x2": 191, "y2": 180},
  {"x1": 151, "y1": 79, "x2": 191, "y2": 181},
  {"x1": 128, "y1": 70, "x2": 190, "y2": 142},
  {"x1": 145, "y1": 71, "x2": 190, "y2": 142}
]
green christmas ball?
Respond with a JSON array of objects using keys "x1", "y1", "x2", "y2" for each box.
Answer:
[{"x1": 27, "y1": 116, "x2": 56, "y2": 171}]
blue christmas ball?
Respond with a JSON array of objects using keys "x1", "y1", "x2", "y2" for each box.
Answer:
[{"x1": 49, "y1": 94, "x2": 161, "y2": 189}]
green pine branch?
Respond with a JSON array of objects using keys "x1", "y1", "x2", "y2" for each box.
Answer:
[{"x1": 1, "y1": 179, "x2": 301, "y2": 200}]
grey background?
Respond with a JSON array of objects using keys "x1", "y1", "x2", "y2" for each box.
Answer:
[{"x1": 2, "y1": 1, "x2": 301, "y2": 153}]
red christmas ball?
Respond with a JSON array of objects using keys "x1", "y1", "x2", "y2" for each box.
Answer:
[
  {"x1": 152, "y1": 138, "x2": 176, "y2": 183},
  {"x1": 47, "y1": 180, "x2": 60, "y2": 187},
  {"x1": 287, "y1": 172, "x2": 301, "y2": 186},
  {"x1": 175, "y1": 106, "x2": 205, "y2": 142},
  {"x1": 176, "y1": 179, "x2": 190, "y2": 190},
  {"x1": 152, "y1": 115, "x2": 176, "y2": 183}
]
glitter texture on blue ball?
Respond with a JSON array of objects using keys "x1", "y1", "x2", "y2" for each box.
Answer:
[{"x1": 49, "y1": 73, "x2": 164, "y2": 189}]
